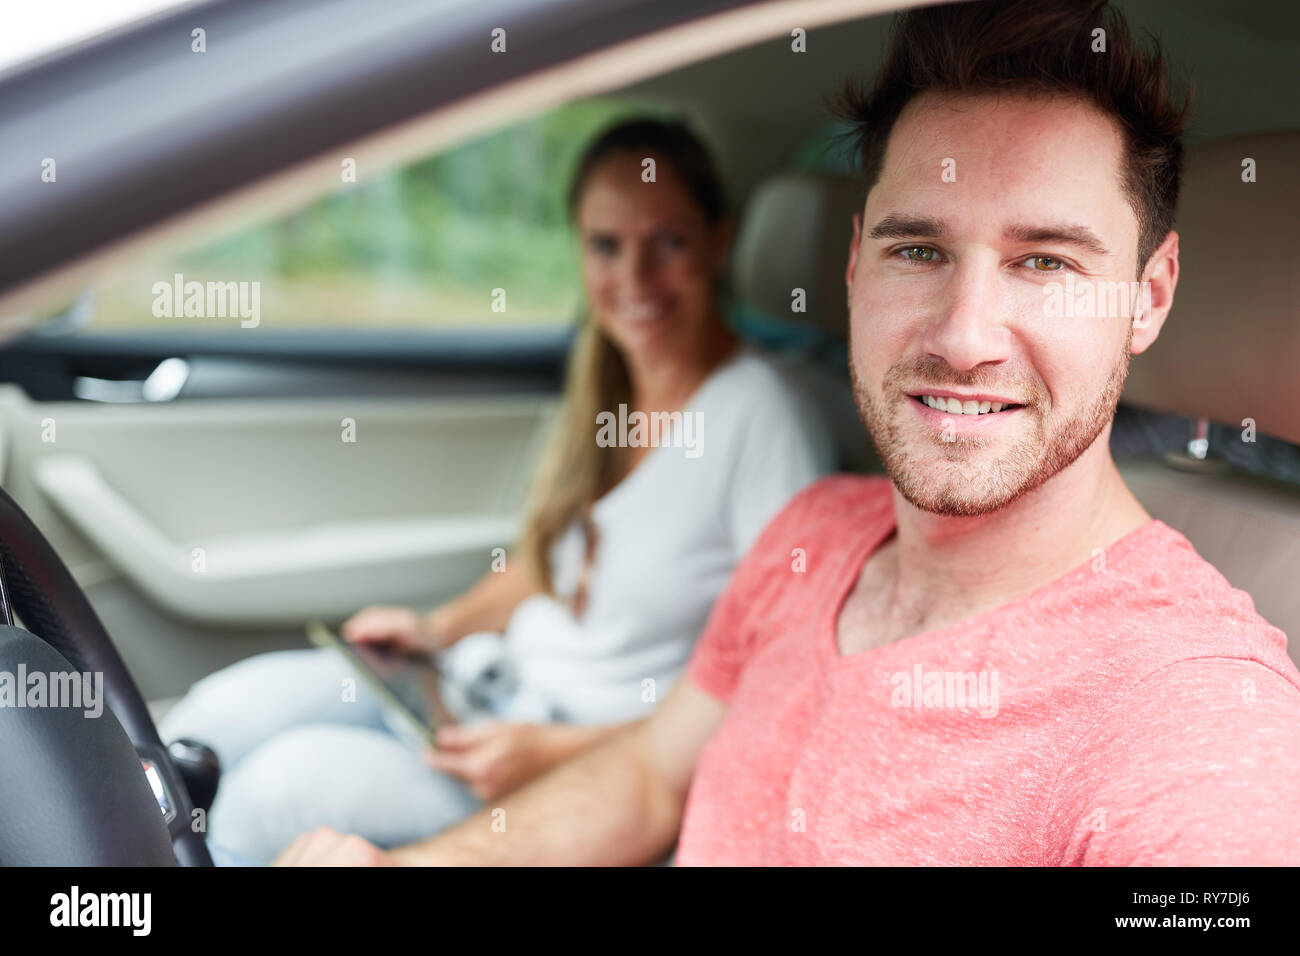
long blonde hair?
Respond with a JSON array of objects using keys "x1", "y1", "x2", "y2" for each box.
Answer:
[
  {"x1": 517, "y1": 320, "x2": 631, "y2": 592},
  {"x1": 516, "y1": 118, "x2": 727, "y2": 593}
]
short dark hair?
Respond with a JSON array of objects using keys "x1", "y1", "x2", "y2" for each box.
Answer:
[
  {"x1": 831, "y1": 0, "x2": 1192, "y2": 272},
  {"x1": 566, "y1": 118, "x2": 727, "y2": 224}
]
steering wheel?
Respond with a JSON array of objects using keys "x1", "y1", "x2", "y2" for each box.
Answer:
[{"x1": 0, "y1": 484, "x2": 211, "y2": 865}]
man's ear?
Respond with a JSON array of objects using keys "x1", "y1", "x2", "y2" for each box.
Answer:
[
  {"x1": 846, "y1": 212, "x2": 864, "y2": 290},
  {"x1": 1131, "y1": 229, "x2": 1180, "y2": 355}
]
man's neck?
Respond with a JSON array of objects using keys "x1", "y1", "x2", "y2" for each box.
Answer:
[{"x1": 882, "y1": 433, "x2": 1151, "y2": 633}]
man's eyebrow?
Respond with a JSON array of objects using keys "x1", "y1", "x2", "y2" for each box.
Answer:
[
  {"x1": 1002, "y1": 223, "x2": 1112, "y2": 258},
  {"x1": 867, "y1": 215, "x2": 949, "y2": 241},
  {"x1": 867, "y1": 215, "x2": 1113, "y2": 258}
]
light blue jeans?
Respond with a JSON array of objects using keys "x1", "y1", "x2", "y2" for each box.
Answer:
[{"x1": 161, "y1": 647, "x2": 482, "y2": 865}]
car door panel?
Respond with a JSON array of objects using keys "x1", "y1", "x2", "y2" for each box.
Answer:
[{"x1": 0, "y1": 332, "x2": 563, "y2": 700}]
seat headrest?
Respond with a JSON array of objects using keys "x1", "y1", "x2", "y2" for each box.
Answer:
[
  {"x1": 731, "y1": 172, "x2": 863, "y2": 340},
  {"x1": 1121, "y1": 130, "x2": 1300, "y2": 445}
]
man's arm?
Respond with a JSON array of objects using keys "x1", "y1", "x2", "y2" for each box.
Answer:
[{"x1": 391, "y1": 676, "x2": 727, "y2": 866}]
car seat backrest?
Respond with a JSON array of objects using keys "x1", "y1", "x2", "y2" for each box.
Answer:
[
  {"x1": 1118, "y1": 129, "x2": 1300, "y2": 659},
  {"x1": 730, "y1": 171, "x2": 884, "y2": 472},
  {"x1": 731, "y1": 171, "x2": 863, "y2": 342},
  {"x1": 1121, "y1": 129, "x2": 1300, "y2": 445}
]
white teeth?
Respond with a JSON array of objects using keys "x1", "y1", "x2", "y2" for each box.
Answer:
[{"x1": 918, "y1": 395, "x2": 1015, "y2": 415}]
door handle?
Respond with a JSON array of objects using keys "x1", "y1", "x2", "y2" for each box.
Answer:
[{"x1": 73, "y1": 357, "x2": 189, "y2": 403}]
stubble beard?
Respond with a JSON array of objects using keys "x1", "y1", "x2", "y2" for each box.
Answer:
[{"x1": 850, "y1": 332, "x2": 1131, "y2": 517}]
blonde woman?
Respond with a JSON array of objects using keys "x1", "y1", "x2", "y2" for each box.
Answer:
[{"x1": 162, "y1": 118, "x2": 834, "y2": 863}]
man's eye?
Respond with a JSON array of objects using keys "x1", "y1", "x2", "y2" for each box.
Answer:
[
  {"x1": 1025, "y1": 255, "x2": 1065, "y2": 271},
  {"x1": 589, "y1": 236, "x2": 618, "y2": 256},
  {"x1": 900, "y1": 246, "x2": 939, "y2": 262}
]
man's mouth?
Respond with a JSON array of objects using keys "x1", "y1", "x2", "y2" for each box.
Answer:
[{"x1": 909, "y1": 393, "x2": 1027, "y2": 416}]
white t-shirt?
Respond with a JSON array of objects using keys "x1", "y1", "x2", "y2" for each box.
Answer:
[{"x1": 499, "y1": 345, "x2": 835, "y2": 725}]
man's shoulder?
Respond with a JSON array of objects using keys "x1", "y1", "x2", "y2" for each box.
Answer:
[
  {"x1": 688, "y1": 474, "x2": 893, "y2": 691},
  {"x1": 1043, "y1": 525, "x2": 1300, "y2": 865},
  {"x1": 761, "y1": 473, "x2": 894, "y2": 543},
  {"x1": 721, "y1": 474, "x2": 893, "y2": 583},
  {"x1": 1103, "y1": 520, "x2": 1297, "y2": 687}
]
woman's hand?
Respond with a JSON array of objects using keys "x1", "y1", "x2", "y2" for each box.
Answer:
[
  {"x1": 340, "y1": 605, "x2": 438, "y2": 654},
  {"x1": 426, "y1": 722, "x2": 565, "y2": 801}
]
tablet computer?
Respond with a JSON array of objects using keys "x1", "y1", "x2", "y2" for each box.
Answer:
[{"x1": 306, "y1": 621, "x2": 455, "y2": 750}]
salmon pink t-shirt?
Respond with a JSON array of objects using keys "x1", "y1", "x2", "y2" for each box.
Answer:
[{"x1": 677, "y1": 475, "x2": 1300, "y2": 865}]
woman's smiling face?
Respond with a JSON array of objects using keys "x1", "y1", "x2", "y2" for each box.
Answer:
[{"x1": 575, "y1": 150, "x2": 729, "y2": 362}]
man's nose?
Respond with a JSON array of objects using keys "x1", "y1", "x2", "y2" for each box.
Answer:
[{"x1": 922, "y1": 259, "x2": 1013, "y2": 371}]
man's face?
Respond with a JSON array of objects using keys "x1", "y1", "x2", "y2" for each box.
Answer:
[{"x1": 846, "y1": 91, "x2": 1144, "y2": 517}]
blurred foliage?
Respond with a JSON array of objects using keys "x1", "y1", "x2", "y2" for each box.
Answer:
[{"x1": 89, "y1": 98, "x2": 673, "y2": 331}]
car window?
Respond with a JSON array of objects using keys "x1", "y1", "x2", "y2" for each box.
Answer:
[{"x1": 77, "y1": 98, "x2": 669, "y2": 334}]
